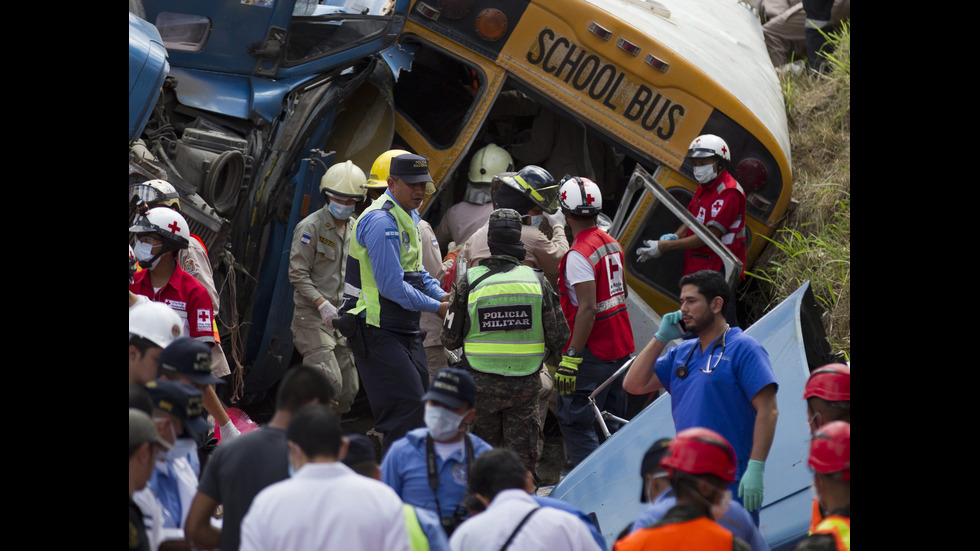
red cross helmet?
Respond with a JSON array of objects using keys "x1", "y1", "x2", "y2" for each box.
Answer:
[
  {"x1": 129, "y1": 301, "x2": 184, "y2": 349},
  {"x1": 808, "y1": 420, "x2": 850, "y2": 481},
  {"x1": 804, "y1": 363, "x2": 850, "y2": 402},
  {"x1": 660, "y1": 427, "x2": 737, "y2": 483},
  {"x1": 558, "y1": 175, "x2": 602, "y2": 217},
  {"x1": 688, "y1": 134, "x2": 731, "y2": 163},
  {"x1": 129, "y1": 207, "x2": 191, "y2": 250}
]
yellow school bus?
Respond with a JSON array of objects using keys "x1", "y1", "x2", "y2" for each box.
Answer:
[{"x1": 374, "y1": 0, "x2": 791, "y2": 316}]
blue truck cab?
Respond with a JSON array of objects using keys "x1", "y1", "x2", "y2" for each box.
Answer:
[{"x1": 128, "y1": 0, "x2": 411, "y2": 414}]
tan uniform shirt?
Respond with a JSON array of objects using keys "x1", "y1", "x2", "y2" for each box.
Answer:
[
  {"x1": 418, "y1": 220, "x2": 445, "y2": 348},
  {"x1": 434, "y1": 201, "x2": 493, "y2": 248},
  {"x1": 462, "y1": 222, "x2": 569, "y2": 289},
  {"x1": 288, "y1": 207, "x2": 352, "y2": 317}
]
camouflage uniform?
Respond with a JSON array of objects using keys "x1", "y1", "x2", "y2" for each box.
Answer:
[{"x1": 441, "y1": 255, "x2": 569, "y2": 474}]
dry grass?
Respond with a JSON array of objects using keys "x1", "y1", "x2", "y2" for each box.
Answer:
[{"x1": 742, "y1": 23, "x2": 850, "y2": 360}]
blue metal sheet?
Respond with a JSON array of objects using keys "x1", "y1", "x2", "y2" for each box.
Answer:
[{"x1": 550, "y1": 282, "x2": 815, "y2": 550}]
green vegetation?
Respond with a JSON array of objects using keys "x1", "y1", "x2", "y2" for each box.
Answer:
[{"x1": 742, "y1": 23, "x2": 851, "y2": 361}]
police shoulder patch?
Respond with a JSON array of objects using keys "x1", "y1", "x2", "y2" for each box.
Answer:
[{"x1": 301, "y1": 232, "x2": 312, "y2": 245}]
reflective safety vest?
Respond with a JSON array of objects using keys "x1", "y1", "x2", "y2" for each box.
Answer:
[
  {"x1": 813, "y1": 515, "x2": 850, "y2": 551},
  {"x1": 346, "y1": 197, "x2": 425, "y2": 330},
  {"x1": 558, "y1": 226, "x2": 634, "y2": 360},
  {"x1": 463, "y1": 264, "x2": 545, "y2": 376},
  {"x1": 403, "y1": 505, "x2": 429, "y2": 551},
  {"x1": 615, "y1": 516, "x2": 733, "y2": 551}
]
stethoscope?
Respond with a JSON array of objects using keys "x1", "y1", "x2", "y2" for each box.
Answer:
[{"x1": 676, "y1": 325, "x2": 730, "y2": 379}]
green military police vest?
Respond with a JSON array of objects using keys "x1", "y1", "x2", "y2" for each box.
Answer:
[{"x1": 464, "y1": 264, "x2": 545, "y2": 375}]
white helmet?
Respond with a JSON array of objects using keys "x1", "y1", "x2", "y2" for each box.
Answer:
[
  {"x1": 129, "y1": 301, "x2": 184, "y2": 349},
  {"x1": 129, "y1": 207, "x2": 191, "y2": 250},
  {"x1": 687, "y1": 134, "x2": 731, "y2": 163},
  {"x1": 558, "y1": 175, "x2": 602, "y2": 216},
  {"x1": 320, "y1": 160, "x2": 368, "y2": 200},
  {"x1": 468, "y1": 144, "x2": 514, "y2": 184},
  {"x1": 130, "y1": 179, "x2": 181, "y2": 211}
]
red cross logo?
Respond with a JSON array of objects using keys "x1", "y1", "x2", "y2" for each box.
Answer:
[
  {"x1": 561, "y1": 190, "x2": 567, "y2": 201},
  {"x1": 586, "y1": 193, "x2": 595, "y2": 205},
  {"x1": 199, "y1": 310, "x2": 209, "y2": 324},
  {"x1": 169, "y1": 220, "x2": 182, "y2": 234},
  {"x1": 721, "y1": 145, "x2": 727, "y2": 156}
]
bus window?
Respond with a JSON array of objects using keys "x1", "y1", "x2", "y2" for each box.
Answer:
[{"x1": 394, "y1": 38, "x2": 482, "y2": 148}]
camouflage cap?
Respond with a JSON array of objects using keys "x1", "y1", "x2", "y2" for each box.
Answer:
[{"x1": 487, "y1": 208, "x2": 524, "y2": 245}]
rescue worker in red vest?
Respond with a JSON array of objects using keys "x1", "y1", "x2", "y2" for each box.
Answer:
[
  {"x1": 554, "y1": 175, "x2": 635, "y2": 470},
  {"x1": 635, "y1": 134, "x2": 746, "y2": 324},
  {"x1": 288, "y1": 160, "x2": 367, "y2": 416},
  {"x1": 441, "y1": 208, "x2": 569, "y2": 479},
  {"x1": 796, "y1": 420, "x2": 849, "y2": 551},
  {"x1": 803, "y1": 363, "x2": 850, "y2": 532},
  {"x1": 336, "y1": 152, "x2": 450, "y2": 457},
  {"x1": 613, "y1": 427, "x2": 751, "y2": 551},
  {"x1": 129, "y1": 179, "x2": 241, "y2": 441}
]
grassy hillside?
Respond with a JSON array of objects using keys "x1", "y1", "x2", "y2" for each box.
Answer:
[{"x1": 742, "y1": 23, "x2": 851, "y2": 361}]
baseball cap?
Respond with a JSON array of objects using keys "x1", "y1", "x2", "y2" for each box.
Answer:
[
  {"x1": 130, "y1": 301, "x2": 184, "y2": 349},
  {"x1": 639, "y1": 438, "x2": 673, "y2": 502},
  {"x1": 159, "y1": 337, "x2": 225, "y2": 386},
  {"x1": 389, "y1": 153, "x2": 433, "y2": 185},
  {"x1": 422, "y1": 367, "x2": 476, "y2": 409},
  {"x1": 342, "y1": 434, "x2": 379, "y2": 468},
  {"x1": 144, "y1": 379, "x2": 212, "y2": 442},
  {"x1": 130, "y1": 408, "x2": 173, "y2": 452}
]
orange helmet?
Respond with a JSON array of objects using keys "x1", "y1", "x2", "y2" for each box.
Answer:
[
  {"x1": 808, "y1": 420, "x2": 850, "y2": 482},
  {"x1": 804, "y1": 363, "x2": 850, "y2": 402},
  {"x1": 661, "y1": 427, "x2": 737, "y2": 483}
]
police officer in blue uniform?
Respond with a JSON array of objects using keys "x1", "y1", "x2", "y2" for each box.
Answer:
[{"x1": 337, "y1": 153, "x2": 450, "y2": 456}]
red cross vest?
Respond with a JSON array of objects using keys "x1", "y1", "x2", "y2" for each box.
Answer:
[
  {"x1": 683, "y1": 170, "x2": 747, "y2": 278},
  {"x1": 558, "y1": 226, "x2": 634, "y2": 360}
]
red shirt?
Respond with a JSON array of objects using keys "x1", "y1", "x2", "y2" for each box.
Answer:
[
  {"x1": 683, "y1": 170, "x2": 747, "y2": 278},
  {"x1": 130, "y1": 264, "x2": 216, "y2": 342}
]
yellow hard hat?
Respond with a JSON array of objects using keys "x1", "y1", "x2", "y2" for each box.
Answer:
[{"x1": 366, "y1": 149, "x2": 436, "y2": 195}]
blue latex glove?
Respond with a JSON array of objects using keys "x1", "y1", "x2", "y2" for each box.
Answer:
[
  {"x1": 738, "y1": 459, "x2": 765, "y2": 511},
  {"x1": 659, "y1": 233, "x2": 679, "y2": 240},
  {"x1": 555, "y1": 355, "x2": 583, "y2": 395},
  {"x1": 655, "y1": 311, "x2": 684, "y2": 343}
]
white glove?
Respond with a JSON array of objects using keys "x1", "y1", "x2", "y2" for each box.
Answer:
[
  {"x1": 636, "y1": 240, "x2": 662, "y2": 262},
  {"x1": 544, "y1": 210, "x2": 566, "y2": 228},
  {"x1": 318, "y1": 300, "x2": 338, "y2": 329},
  {"x1": 220, "y1": 419, "x2": 241, "y2": 442}
]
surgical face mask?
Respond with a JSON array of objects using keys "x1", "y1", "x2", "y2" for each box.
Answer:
[
  {"x1": 168, "y1": 437, "x2": 197, "y2": 462},
  {"x1": 525, "y1": 214, "x2": 543, "y2": 228},
  {"x1": 710, "y1": 488, "x2": 732, "y2": 520},
  {"x1": 692, "y1": 163, "x2": 717, "y2": 184},
  {"x1": 328, "y1": 201, "x2": 356, "y2": 220},
  {"x1": 133, "y1": 241, "x2": 161, "y2": 270},
  {"x1": 424, "y1": 403, "x2": 466, "y2": 441}
]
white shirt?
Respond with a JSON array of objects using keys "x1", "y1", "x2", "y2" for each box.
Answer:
[
  {"x1": 449, "y1": 489, "x2": 602, "y2": 551},
  {"x1": 561, "y1": 250, "x2": 594, "y2": 306},
  {"x1": 240, "y1": 461, "x2": 411, "y2": 551}
]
